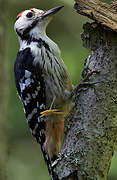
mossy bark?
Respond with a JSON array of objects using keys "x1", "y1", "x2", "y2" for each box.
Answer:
[{"x1": 54, "y1": 22, "x2": 117, "y2": 180}]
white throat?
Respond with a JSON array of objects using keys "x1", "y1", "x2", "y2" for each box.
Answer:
[
  {"x1": 19, "y1": 27, "x2": 61, "y2": 59},
  {"x1": 30, "y1": 22, "x2": 47, "y2": 38}
]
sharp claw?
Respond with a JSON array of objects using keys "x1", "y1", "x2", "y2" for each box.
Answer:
[
  {"x1": 51, "y1": 153, "x2": 63, "y2": 168},
  {"x1": 40, "y1": 109, "x2": 64, "y2": 117}
]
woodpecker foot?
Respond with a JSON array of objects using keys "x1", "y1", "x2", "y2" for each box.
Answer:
[
  {"x1": 40, "y1": 109, "x2": 64, "y2": 117},
  {"x1": 52, "y1": 159, "x2": 59, "y2": 168},
  {"x1": 52, "y1": 153, "x2": 62, "y2": 169},
  {"x1": 51, "y1": 153, "x2": 64, "y2": 168},
  {"x1": 73, "y1": 81, "x2": 101, "y2": 94}
]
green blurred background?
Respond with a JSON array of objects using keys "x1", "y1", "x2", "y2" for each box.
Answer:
[{"x1": 1, "y1": 0, "x2": 116, "y2": 179}]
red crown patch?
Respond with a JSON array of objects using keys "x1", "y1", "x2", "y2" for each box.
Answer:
[{"x1": 16, "y1": 11, "x2": 24, "y2": 19}]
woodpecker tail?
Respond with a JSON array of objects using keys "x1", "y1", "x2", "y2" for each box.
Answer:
[
  {"x1": 41, "y1": 146, "x2": 59, "y2": 180},
  {"x1": 38, "y1": 113, "x2": 64, "y2": 179}
]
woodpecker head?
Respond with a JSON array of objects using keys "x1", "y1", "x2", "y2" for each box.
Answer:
[{"x1": 14, "y1": 5, "x2": 64, "y2": 40}]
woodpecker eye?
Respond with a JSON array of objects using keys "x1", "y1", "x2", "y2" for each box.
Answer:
[{"x1": 26, "y1": 12, "x2": 34, "y2": 18}]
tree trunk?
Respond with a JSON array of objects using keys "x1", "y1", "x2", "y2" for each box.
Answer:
[
  {"x1": 53, "y1": 6, "x2": 117, "y2": 180},
  {"x1": 0, "y1": 0, "x2": 8, "y2": 179}
]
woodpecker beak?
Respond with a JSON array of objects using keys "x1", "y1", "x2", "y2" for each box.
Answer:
[{"x1": 41, "y1": 5, "x2": 64, "y2": 18}]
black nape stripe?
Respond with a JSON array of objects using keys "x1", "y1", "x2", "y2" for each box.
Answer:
[
  {"x1": 30, "y1": 9, "x2": 35, "y2": 12},
  {"x1": 16, "y1": 19, "x2": 38, "y2": 40},
  {"x1": 16, "y1": 17, "x2": 20, "y2": 21}
]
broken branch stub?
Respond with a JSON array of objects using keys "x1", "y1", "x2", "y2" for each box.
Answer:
[{"x1": 74, "y1": 0, "x2": 117, "y2": 32}]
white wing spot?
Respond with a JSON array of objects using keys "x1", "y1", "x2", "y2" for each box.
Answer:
[
  {"x1": 27, "y1": 108, "x2": 37, "y2": 121},
  {"x1": 37, "y1": 86, "x2": 40, "y2": 91},
  {"x1": 25, "y1": 78, "x2": 32, "y2": 86},
  {"x1": 19, "y1": 75, "x2": 34, "y2": 92},
  {"x1": 23, "y1": 99, "x2": 28, "y2": 106},
  {"x1": 37, "y1": 102, "x2": 39, "y2": 107},
  {"x1": 23, "y1": 93, "x2": 31, "y2": 106},
  {"x1": 38, "y1": 117, "x2": 40, "y2": 122},
  {"x1": 32, "y1": 91, "x2": 38, "y2": 99},
  {"x1": 40, "y1": 104, "x2": 45, "y2": 109},
  {"x1": 38, "y1": 137, "x2": 41, "y2": 142},
  {"x1": 25, "y1": 93, "x2": 31, "y2": 104},
  {"x1": 27, "y1": 93, "x2": 31, "y2": 99},
  {"x1": 25, "y1": 70, "x2": 31, "y2": 78},
  {"x1": 19, "y1": 82, "x2": 26, "y2": 92},
  {"x1": 32, "y1": 123, "x2": 39, "y2": 135},
  {"x1": 35, "y1": 90, "x2": 38, "y2": 96},
  {"x1": 32, "y1": 93, "x2": 36, "y2": 99}
]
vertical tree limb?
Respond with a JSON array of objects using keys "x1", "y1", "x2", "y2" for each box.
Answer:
[{"x1": 53, "y1": 14, "x2": 117, "y2": 180}]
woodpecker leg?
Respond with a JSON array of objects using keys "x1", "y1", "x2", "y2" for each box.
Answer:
[
  {"x1": 40, "y1": 96, "x2": 64, "y2": 117},
  {"x1": 72, "y1": 81, "x2": 101, "y2": 95}
]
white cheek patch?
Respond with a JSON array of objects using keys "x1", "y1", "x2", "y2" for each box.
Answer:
[
  {"x1": 14, "y1": 11, "x2": 34, "y2": 35},
  {"x1": 15, "y1": 17, "x2": 26, "y2": 34}
]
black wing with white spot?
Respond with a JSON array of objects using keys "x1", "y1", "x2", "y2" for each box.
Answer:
[{"x1": 14, "y1": 47, "x2": 46, "y2": 145}]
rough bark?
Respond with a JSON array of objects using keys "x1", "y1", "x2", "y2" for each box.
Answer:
[
  {"x1": 0, "y1": 0, "x2": 8, "y2": 179},
  {"x1": 53, "y1": 20, "x2": 117, "y2": 180},
  {"x1": 74, "y1": 0, "x2": 117, "y2": 32}
]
